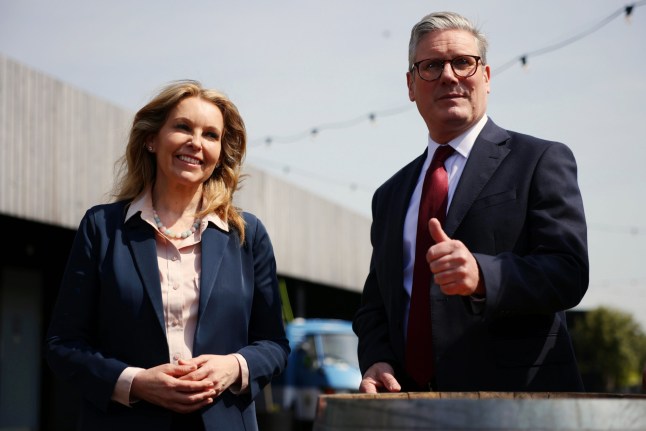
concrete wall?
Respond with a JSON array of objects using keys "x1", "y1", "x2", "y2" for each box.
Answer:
[
  {"x1": 235, "y1": 167, "x2": 371, "y2": 290},
  {"x1": 0, "y1": 54, "x2": 131, "y2": 228}
]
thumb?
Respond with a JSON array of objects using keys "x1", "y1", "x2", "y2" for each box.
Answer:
[
  {"x1": 167, "y1": 363, "x2": 198, "y2": 377},
  {"x1": 428, "y1": 218, "x2": 450, "y2": 243},
  {"x1": 381, "y1": 373, "x2": 402, "y2": 392}
]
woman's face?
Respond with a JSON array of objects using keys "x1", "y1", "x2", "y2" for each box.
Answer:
[{"x1": 150, "y1": 96, "x2": 223, "y2": 191}]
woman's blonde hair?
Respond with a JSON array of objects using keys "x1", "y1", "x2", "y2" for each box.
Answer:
[{"x1": 113, "y1": 80, "x2": 247, "y2": 242}]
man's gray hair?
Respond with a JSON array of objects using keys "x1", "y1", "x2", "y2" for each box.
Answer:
[{"x1": 408, "y1": 11, "x2": 488, "y2": 70}]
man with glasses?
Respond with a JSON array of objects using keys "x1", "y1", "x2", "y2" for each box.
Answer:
[{"x1": 353, "y1": 11, "x2": 588, "y2": 393}]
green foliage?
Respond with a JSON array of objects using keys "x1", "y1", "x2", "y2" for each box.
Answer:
[
  {"x1": 279, "y1": 278, "x2": 294, "y2": 323},
  {"x1": 572, "y1": 307, "x2": 646, "y2": 391}
]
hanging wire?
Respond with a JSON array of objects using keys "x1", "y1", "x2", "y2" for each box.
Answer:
[
  {"x1": 493, "y1": 3, "x2": 643, "y2": 75},
  {"x1": 251, "y1": 3, "x2": 643, "y2": 148},
  {"x1": 588, "y1": 223, "x2": 644, "y2": 236},
  {"x1": 246, "y1": 154, "x2": 374, "y2": 192},
  {"x1": 249, "y1": 104, "x2": 412, "y2": 147},
  {"x1": 244, "y1": 3, "x2": 646, "y2": 237}
]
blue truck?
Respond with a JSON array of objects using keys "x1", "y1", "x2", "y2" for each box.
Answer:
[{"x1": 269, "y1": 318, "x2": 362, "y2": 422}]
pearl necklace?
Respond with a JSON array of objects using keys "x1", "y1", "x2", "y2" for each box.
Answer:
[{"x1": 152, "y1": 209, "x2": 201, "y2": 239}]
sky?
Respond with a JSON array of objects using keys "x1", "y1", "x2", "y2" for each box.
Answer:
[{"x1": 1, "y1": 0, "x2": 645, "y2": 328}]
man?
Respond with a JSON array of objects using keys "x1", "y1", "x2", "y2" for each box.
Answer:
[{"x1": 353, "y1": 11, "x2": 588, "y2": 393}]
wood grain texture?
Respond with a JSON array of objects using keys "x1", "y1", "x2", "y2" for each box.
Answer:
[{"x1": 314, "y1": 393, "x2": 646, "y2": 430}]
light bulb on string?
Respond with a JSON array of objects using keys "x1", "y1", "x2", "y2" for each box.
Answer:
[
  {"x1": 368, "y1": 113, "x2": 377, "y2": 128},
  {"x1": 625, "y1": 5, "x2": 634, "y2": 24}
]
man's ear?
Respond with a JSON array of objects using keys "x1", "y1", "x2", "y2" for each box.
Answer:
[
  {"x1": 406, "y1": 71, "x2": 416, "y2": 102},
  {"x1": 483, "y1": 64, "x2": 491, "y2": 94}
]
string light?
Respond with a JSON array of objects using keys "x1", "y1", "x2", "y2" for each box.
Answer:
[
  {"x1": 588, "y1": 278, "x2": 646, "y2": 292},
  {"x1": 246, "y1": 154, "x2": 373, "y2": 192},
  {"x1": 245, "y1": 2, "x2": 646, "y2": 238},
  {"x1": 251, "y1": 2, "x2": 643, "y2": 149},
  {"x1": 250, "y1": 107, "x2": 411, "y2": 146},
  {"x1": 493, "y1": 2, "x2": 643, "y2": 74},
  {"x1": 626, "y1": 4, "x2": 635, "y2": 23},
  {"x1": 589, "y1": 224, "x2": 644, "y2": 236}
]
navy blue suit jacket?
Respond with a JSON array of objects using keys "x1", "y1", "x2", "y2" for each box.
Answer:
[
  {"x1": 353, "y1": 119, "x2": 588, "y2": 391},
  {"x1": 46, "y1": 200, "x2": 289, "y2": 430}
]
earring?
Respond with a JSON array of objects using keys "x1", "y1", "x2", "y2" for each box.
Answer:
[{"x1": 147, "y1": 146, "x2": 153, "y2": 152}]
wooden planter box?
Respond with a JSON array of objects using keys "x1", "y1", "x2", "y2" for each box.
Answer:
[{"x1": 314, "y1": 392, "x2": 646, "y2": 430}]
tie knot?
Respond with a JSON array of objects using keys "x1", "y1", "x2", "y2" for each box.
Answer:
[{"x1": 432, "y1": 145, "x2": 455, "y2": 165}]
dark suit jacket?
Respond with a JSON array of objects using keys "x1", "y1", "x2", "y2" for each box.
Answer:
[
  {"x1": 46, "y1": 200, "x2": 289, "y2": 430},
  {"x1": 353, "y1": 118, "x2": 588, "y2": 392}
]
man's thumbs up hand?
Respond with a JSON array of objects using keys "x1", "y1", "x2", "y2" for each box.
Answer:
[
  {"x1": 426, "y1": 218, "x2": 485, "y2": 297},
  {"x1": 428, "y1": 217, "x2": 450, "y2": 244}
]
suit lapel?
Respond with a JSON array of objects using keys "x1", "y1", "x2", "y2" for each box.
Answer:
[
  {"x1": 389, "y1": 151, "x2": 427, "y2": 283},
  {"x1": 126, "y1": 218, "x2": 166, "y2": 332},
  {"x1": 444, "y1": 119, "x2": 511, "y2": 236},
  {"x1": 198, "y1": 225, "x2": 231, "y2": 324}
]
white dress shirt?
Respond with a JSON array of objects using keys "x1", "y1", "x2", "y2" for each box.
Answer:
[{"x1": 402, "y1": 115, "x2": 488, "y2": 337}]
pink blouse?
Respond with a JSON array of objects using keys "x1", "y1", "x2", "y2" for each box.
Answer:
[{"x1": 111, "y1": 189, "x2": 248, "y2": 406}]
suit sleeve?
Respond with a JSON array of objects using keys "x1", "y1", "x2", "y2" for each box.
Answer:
[
  {"x1": 353, "y1": 190, "x2": 400, "y2": 375},
  {"x1": 236, "y1": 217, "x2": 290, "y2": 400},
  {"x1": 45, "y1": 209, "x2": 129, "y2": 412},
  {"x1": 474, "y1": 141, "x2": 589, "y2": 320}
]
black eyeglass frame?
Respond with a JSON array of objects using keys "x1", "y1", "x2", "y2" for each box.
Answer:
[{"x1": 411, "y1": 55, "x2": 482, "y2": 82}]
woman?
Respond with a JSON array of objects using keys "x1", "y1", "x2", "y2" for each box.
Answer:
[{"x1": 46, "y1": 80, "x2": 290, "y2": 430}]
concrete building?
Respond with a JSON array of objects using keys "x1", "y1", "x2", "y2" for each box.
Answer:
[{"x1": 0, "y1": 54, "x2": 371, "y2": 430}]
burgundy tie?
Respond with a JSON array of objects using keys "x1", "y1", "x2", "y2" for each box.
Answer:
[{"x1": 405, "y1": 144, "x2": 454, "y2": 389}]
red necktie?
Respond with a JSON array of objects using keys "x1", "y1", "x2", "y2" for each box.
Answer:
[{"x1": 405, "y1": 144, "x2": 454, "y2": 389}]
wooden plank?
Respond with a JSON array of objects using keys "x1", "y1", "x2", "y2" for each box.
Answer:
[{"x1": 314, "y1": 393, "x2": 646, "y2": 430}]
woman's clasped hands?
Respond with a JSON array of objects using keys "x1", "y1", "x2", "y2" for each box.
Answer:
[{"x1": 130, "y1": 354, "x2": 241, "y2": 413}]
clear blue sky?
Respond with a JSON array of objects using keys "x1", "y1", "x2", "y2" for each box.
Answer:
[{"x1": 1, "y1": 0, "x2": 645, "y2": 328}]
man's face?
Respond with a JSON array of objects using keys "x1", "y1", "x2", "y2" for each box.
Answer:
[{"x1": 407, "y1": 29, "x2": 491, "y2": 144}]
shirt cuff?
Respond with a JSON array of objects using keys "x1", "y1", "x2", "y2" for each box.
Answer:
[
  {"x1": 229, "y1": 353, "x2": 249, "y2": 394},
  {"x1": 111, "y1": 366, "x2": 145, "y2": 407}
]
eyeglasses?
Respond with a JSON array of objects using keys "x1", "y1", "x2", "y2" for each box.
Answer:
[{"x1": 411, "y1": 55, "x2": 482, "y2": 82}]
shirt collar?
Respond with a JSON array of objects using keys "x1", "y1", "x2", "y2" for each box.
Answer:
[
  {"x1": 125, "y1": 187, "x2": 229, "y2": 232},
  {"x1": 427, "y1": 114, "x2": 489, "y2": 158}
]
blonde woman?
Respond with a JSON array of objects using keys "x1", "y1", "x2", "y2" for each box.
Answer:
[{"x1": 46, "y1": 80, "x2": 289, "y2": 430}]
